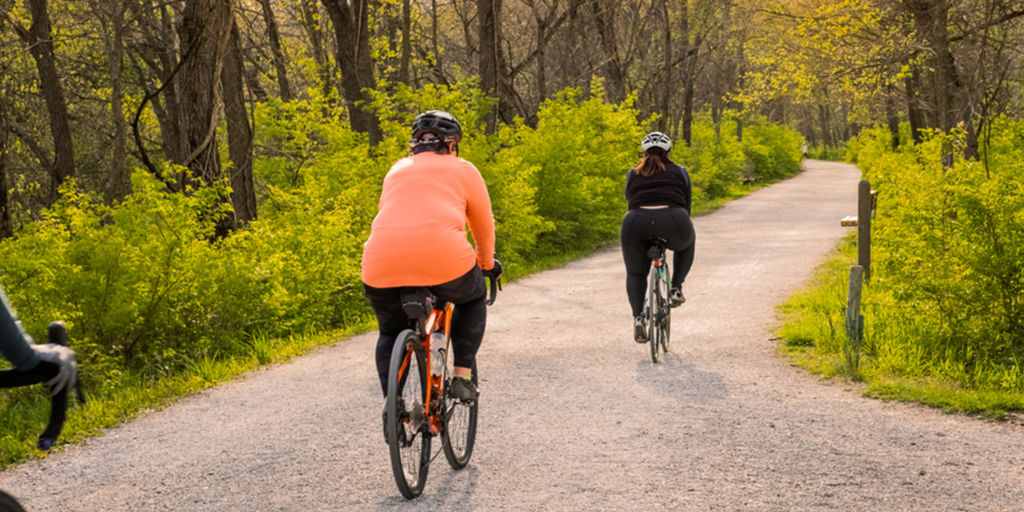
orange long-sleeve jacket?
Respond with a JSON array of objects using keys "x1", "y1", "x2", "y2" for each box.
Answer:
[{"x1": 361, "y1": 152, "x2": 496, "y2": 288}]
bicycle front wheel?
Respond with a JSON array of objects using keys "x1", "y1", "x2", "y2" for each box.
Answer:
[
  {"x1": 386, "y1": 330, "x2": 431, "y2": 499},
  {"x1": 649, "y1": 266, "x2": 662, "y2": 363},
  {"x1": 0, "y1": 490, "x2": 27, "y2": 512},
  {"x1": 442, "y1": 361, "x2": 478, "y2": 469}
]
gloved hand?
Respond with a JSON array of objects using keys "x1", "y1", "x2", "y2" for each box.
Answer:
[
  {"x1": 31, "y1": 343, "x2": 77, "y2": 396},
  {"x1": 483, "y1": 258, "x2": 503, "y2": 280}
]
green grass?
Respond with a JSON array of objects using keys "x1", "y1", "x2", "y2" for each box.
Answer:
[
  {"x1": 776, "y1": 233, "x2": 1024, "y2": 419},
  {"x1": 0, "y1": 317, "x2": 374, "y2": 469}
]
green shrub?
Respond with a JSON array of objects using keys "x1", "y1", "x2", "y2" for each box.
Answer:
[{"x1": 838, "y1": 118, "x2": 1024, "y2": 392}]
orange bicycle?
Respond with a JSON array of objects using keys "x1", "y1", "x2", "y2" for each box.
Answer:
[{"x1": 384, "y1": 273, "x2": 499, "y2": 499}]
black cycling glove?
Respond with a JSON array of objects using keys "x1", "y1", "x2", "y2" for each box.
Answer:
[{"x1": 483, "y1": 258, "x2": 503, "y2": 279}]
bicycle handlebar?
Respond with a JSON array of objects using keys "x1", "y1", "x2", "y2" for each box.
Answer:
[
  {"x1": 486, "y1": 274, "x2": 501, "y2": 306},
  {"x1": 0, "y1": 321, "x2": 84, "y2": 451}
]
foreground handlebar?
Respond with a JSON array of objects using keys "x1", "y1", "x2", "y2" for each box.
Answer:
[
  {"x1": 38, "y1": 321, "x2": 85, "y2": 450},
  {"x1": 486, "y1": 274, "x2": 501, "y2": 306},
  {"x1": 0, "y1": 321, "x2": 84, "y2": 451}
]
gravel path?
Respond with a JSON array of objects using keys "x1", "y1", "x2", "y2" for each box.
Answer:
[{"x1": 3, "y1": 160, "x2": 1022, "y2": 511}]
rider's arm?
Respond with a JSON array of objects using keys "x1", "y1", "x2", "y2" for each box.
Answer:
[
  {"x1": 679, "y1": 166, "x2": 693, "y2": 216},
  {"x1": 462, "y1": 162, "x2": 496, "y2": 271},
  {"x1": 0, "y1": 286, "x2": 40, "y2": 371}
]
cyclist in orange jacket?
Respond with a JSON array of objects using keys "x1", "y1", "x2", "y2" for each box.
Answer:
[{"x1": 362, "y1": 111, "x2": 501, "y2": 408}]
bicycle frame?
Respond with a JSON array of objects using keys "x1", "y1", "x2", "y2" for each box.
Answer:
[{"x1": 396, "y1": 300, "x2": 454, "y2": 436}]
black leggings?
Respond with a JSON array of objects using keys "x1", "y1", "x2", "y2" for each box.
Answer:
[
  {"x1": 620, "y1": 207, "x2": 695, "y2": 317},
  {"x1": 363, "y1": 266, "x2": 487, "y2": 396}
]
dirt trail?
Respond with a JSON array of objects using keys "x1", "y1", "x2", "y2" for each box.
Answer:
[{"x1": 3, "y1": 160, "x2": 1022, "y2": 511}]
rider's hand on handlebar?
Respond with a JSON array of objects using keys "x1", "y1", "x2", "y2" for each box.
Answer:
[
  {"x1": 31, "y1": 344, "x2": 77, "y2": 396},
  {"x1": 482, "y1": 258, "x2": 502, "y2": 280}
]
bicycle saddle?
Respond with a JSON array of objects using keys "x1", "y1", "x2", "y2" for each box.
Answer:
[
  {"x1": 400, "y1": 288, "x2": 434, "y2": 321},
  {"x1": 646, "y1": 238, "x2": 668, "y2": 260}
]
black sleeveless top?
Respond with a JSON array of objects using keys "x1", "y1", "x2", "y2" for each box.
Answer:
[{"x1": 625, "y1": 162, "x2": 692, "y2": 213}]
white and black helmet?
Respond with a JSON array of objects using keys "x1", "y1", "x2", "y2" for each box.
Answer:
[{"x1": 640, "y1": 131, "x2": 672, "y2": 152}]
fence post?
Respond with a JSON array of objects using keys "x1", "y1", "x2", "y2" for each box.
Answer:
[
  {"x1": 845, "y1": 265, "x2": 865, "y2": 373},
  {"x1": 858, "y1": 180, "x2": 871, "y2": 281}
]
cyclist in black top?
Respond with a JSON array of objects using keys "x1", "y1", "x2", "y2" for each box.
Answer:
[
  {"x1": 0, "y1": 285, "x2": 77, "y2": 394},
  {"x1": 620, "y1": 131, "x2": 696, "y2": 343}
]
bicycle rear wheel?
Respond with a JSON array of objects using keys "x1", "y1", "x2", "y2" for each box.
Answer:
[
  {"x1": 648, "y1": 266, "x2": 662, "y2": 363},
  {"x1": 442, "y1": 359, "x2": 478, "y2": 469},
  {"x1": 658, "y1": 265, "x2": 672, "y2": 355},
  {"x1": 386, "y1": 330, "x2": 431, "y2": 499}
]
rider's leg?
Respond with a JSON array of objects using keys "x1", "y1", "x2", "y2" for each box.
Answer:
[
  {"x1": 620, "y1": 210, "x2": 652, "y2": 317},
  {"x1": 431, "y1": 267, "x2": 487, "y2": 378},
  {"x1": 667, "y1": 208, "x2": 696, "y2": 289},
  {"x1": 362, "y1": 284, "x2": 408, "y2": 396}
]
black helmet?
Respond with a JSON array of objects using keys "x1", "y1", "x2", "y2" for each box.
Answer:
[{"x1": 411, "y1": 110, "x2": 462, "y2": 142}]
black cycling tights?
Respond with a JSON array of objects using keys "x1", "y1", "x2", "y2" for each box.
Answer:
[
  {"x1": 363, "y1": 266, "x2": 487, "y2": 396},
  {"x1": 620, "y1": 207, "x2": 696, "y2": 317}
]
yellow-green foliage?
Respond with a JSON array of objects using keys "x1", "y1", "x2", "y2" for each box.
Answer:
[
  {"x1": 1, "y1": 83, "x2": 804, "y2": 461},
  {"x1": 841, "y1": 118, "x2": 1024, "y2": 392}
]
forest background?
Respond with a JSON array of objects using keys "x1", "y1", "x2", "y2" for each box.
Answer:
[{"x1": 0, "y1": 0, "x2": 1022, "y2": 464}]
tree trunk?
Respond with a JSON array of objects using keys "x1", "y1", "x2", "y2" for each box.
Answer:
[
  {"x1": 176, "y1": 0, "x2": 236, "y2": 237},
  {"x1": 97, "y1": 1, "x2": 131, "y2": 203},
  {"x1": 818, "y1": 103, "x2": 833, "y2": 147},
  {"x1": 399, "y1": 0, "x2": 411, "y2": 84},
  {"x1": 658, "y1": 0, "x2": 672, "y2": 134},
  {"x1": 11, "y1": 0, "x2": 75, "y2": 202},
  {"x1": 322, "y1": 0, "x2": 382, "y2": 145},
  {"x1": 885, "y1": 85, "x2": 900, "y2": 150},
  {"x1": 257, "y1": 0, "x2": 293, "y2": 101},
  {"x1": 0, "y1": 101, "x2": 13, "y2": 239},
  {"x1": 298, "y1": 0, "x2": 334, "y2": 99},
  {"x1": 478, "y1": 0, "x2": 510, "y2": 131},
  {"x1": 679, "y1": 0, "x2": 694, "y2": 146},
  {"x1": 905, "y1": 65, "x2": 925, "y2": 144},
  {"x1": 903, "y1": 0, "x2": 978, "y2": 159},
  {"x1": 221, "y1": 18, "x2": 257, "y2": 225},
  {"x1": 585, "y1": 0, "x2": 625, "y2": 102},
  {"x1": 126, "y1": 0, "x2": 186, "y2": 166}
]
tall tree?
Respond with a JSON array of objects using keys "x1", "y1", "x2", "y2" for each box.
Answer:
[
  {"x1": 4, "y1": 0, "x2": 75, "y2": 202},
  {"x1": 0, "y1": 84, "x2": 13, "y2": 239},
  {"x1": 175, "y1": 0, "x2": 237, "y2": 236},
  {"x1": 257, "y1": 0, "x2": 293, "y2": 101},
  {"x1": 322, "y1": 0, "x2": 382, "y2": 144},
  {"x1": 221, "y1": 16, "x2": 256, "y2": 225},
  {"x1": 87, "y1": 0, "x2": 131, "y2": 202},
  {"x1": 479, "y1": 0, "x2": 519, "y2": 129}
]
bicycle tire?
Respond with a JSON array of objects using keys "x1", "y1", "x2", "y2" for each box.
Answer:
[
  {"x1": 659, "y1": 265, "x2": 672, "y2": 355},
  {"x1": 386, "y1": 330, "x2": 431, "y2": 499},
  {"x1": 0, "y1": 490, "x2": 27, "y2": 512},
  {"x1": 648, "y1": 266, "x2": 661, "y2": 363},
  {"x1": 442, "y1": 359, "x2": 478, "y2": 469}
]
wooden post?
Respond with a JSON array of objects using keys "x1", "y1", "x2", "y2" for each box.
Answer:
[
  {"x1": 845, "y1": 265, "x2": 864, "y2": 343},
  {"x1": 858, "y1": 180, "x2": 871, "y2": 281}
]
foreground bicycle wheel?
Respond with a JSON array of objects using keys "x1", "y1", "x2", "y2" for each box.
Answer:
[
  {"x1": 442, "y1": 359, "x2": 478, "y2": 469},
  {"x1": 648, "y1": 267, "x2": 663, "y2": 363},
  {"x1": 386, "y1": 330, "x2": 431, "y2": 499},
  {"x1": 0, "y1": 490, "x2": 27, "y2": 512}
]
